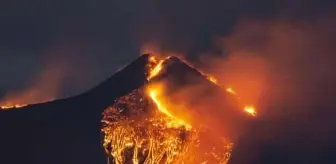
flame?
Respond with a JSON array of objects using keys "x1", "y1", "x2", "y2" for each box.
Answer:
[
  {"x1": 207, "y1": 76, "x2": 218, "y2": 84},
  {"x1": 226, "y1": 87, "x2": 257, "y2": 116},
  {"x1": 244, "y1": 105, "x2": 257, "y2": 116},
  {"x1": 0, "y1": 104, "x2": 27, "y2": 110},
  {"x1": 226, "y1": 88, "x2": 236, "y2": 95},
  {"x1": 147, "y1": 59, "x2": 164, "y2": 80}
]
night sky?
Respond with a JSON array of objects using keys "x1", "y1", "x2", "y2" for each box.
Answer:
[
  {"x1": 1, "y1": 0, "x2": 334, "y2": 99},
  {"x1": 1, "y1": 0, "x2": 336, "y2": 163}
]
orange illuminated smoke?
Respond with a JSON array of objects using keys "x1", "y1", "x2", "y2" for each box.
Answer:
[
  {"x1": 244, "y1": 105, "x2": 257, "y2": 116},
  {"x1": 148, "y1": 87, "x2": 192, "y2": 130}
]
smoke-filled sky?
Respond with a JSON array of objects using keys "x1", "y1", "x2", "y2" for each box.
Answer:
[
  {"x1": 1, "y1": 1, "x2": 336, "y2": 163},
  {"x1": 0, "y1": 0, "x2": 335, "y2": 105}
]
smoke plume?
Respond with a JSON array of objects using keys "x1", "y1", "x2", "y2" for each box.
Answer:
[
  {"x1": 137, "y1": 0, "x2": 336, "y2": 118},
  {"x1": 138, "y1": 1, "x2": 336, "y2": 162}
]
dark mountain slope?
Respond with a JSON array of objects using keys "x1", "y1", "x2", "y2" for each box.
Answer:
[{"x1": 0, "y1": 54, "x2": 149, "y2": 164}]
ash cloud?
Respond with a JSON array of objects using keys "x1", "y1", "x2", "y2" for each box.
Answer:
[
  {"x1": 203, "y1": 18, "x2": 336, "y2": 116},
  {"x1": 137, "y1": 0, "x2": 336, "y2": 162},
  {"x1": 135, "y1": 0, "x2": 334, "y2": 57},
  {"x1": 136, "y1": 0, "x2": 336, "y2": 118}
]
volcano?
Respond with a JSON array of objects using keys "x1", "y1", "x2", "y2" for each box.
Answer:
[
  {"x1": 102, "y1": 55, "x2": 255, "y2": 164},
  {"x1": 0, "y1": 54, "x2": 253, "y2": 164}
]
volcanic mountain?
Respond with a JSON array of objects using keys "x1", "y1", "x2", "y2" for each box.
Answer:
[
  {"x1": 0, "y1": 54, "x2": 253, "y2": 164},
  {"x1": 102, "y1": 55, "x2": 255, "y2": 163}
]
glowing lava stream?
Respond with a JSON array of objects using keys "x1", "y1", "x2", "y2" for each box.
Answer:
[
  {"x1": 148, "y1": 88, "x2": 192, "y2": 130},
  {"x1": 147, "y1": 55, "x2": 257, "y2": 117},
  {"x1": 148, "y1": 60, "x2": 164, "y2": 80}
]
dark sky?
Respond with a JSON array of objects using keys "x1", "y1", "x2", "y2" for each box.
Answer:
[
  {"x1": 1, "y1": 1, "x2": 336, "y2": 163},
  {"x1": 0, "y1": 0, "x2": 334, "y2": 100}
]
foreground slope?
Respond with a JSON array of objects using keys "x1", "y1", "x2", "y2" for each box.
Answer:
[{"x1": 0, "y1": 54, "x2": 149, "y2": 164}]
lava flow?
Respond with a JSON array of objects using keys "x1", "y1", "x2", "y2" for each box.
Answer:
[
  {"x1": 102, "y1": 87, "x2": 233, "y2": 164},
  {"x1": 148, "y1": 86, "x2": 192, "y2": 130},
  {"x1": 147, "y1": 55, "x2": 257, "y2": 117},
  {"x1": 102, "y1": 54, "x2": 256, "y2": 164}
]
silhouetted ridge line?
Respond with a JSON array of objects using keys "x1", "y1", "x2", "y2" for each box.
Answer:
[{"x1": 0, "y1": 54, "x2": 151, "y2": 164}]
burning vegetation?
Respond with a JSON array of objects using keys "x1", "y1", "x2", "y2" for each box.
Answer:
[{"x1": 102, "y1": 54, "x2": 256, "y2": 164}]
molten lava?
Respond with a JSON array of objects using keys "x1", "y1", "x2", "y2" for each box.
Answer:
[
  {"x1": 102, "y1": 88, "x2": 233, "y2": 164},
  {"x1": 244, "y1": 105, "x2": 257, "y2": 116},
  {"x1": 147, "y1": 86, "x2": 192, "y2": 130},
  {"x1": 147, "y1": 56, "x2": 172, "y2": 80},
  {"x1": 148, "y1": 60, "x2": 164, "y2": 80},
  {"x1": 102, "y1": 54, "x2": 241, "y2": 164}
]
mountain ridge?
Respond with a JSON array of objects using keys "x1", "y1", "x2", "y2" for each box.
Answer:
[{"x1": 0, "y1": 54, "x2": 150, "y2": 164}]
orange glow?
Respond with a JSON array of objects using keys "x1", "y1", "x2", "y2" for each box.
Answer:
[
  {"x1": 244, "y1": 105, "x2": 257, "y2": 116},
  {"x1": 226, "y1": 87, "x2": 236, "y2": 95},
  {"x1": 147, "y1": 86, "x2": 192, "y2": 130},
  {"x1": 148, "y1": 59, "x2": 164, "y2": 80},
  {"x1": 0, "y1": 104, "x2": 27, "y2": 110},
  {"x1": 146, "y1": 54, "x2": 257, "y2": 117},
  {"x1": 102, "y1": 53, "x2": 240, "y2": 163},
  {"x1": 177, "y1": 57, "x2": 220, "y2": 85},
  {"x1": 207, "y1": 76, "x2": 218, "y2": 84},
  {"x1": 149, "y1": 55, "x2": 158, "y2": 63},
  {"x1": 102, "y1": 87, "x2": 232, "y2": 163},
  {"x1": 226, "y1": 87, "x2": 257, "y2": 116}
]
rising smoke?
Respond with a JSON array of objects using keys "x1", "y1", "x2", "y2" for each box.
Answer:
[
  {"x1": 137, "y1": 1, "x2": 336, "y2": 162},
  {"x1": 136, "y1": 0, "x2": 336, "y2": 118}
]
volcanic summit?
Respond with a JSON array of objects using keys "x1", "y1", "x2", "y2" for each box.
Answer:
[{"x1": 0, "y1": 54, "x2": 254, "y2": 164}]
